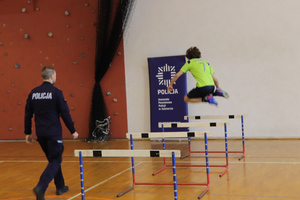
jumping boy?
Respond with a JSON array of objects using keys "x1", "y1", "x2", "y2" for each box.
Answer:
[{"x1": 167, "y1": 46, "x2": 229, "y2": 106}]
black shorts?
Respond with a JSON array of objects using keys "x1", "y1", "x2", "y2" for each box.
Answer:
[{"x1": 187, "y1": 86, "x2": 215, "y2": 99}]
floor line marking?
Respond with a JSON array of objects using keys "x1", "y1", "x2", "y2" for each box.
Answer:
[
  {"x1": 67, "y1": 162, "x2": 144, "y2": 200},
  {"x1": 3, "y1": 160, "x2": 300, "y2": 165}
]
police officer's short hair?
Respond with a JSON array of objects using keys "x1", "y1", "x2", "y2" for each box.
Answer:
[
  {"x1": 186, "y1": 47, "x2": 201, "y2": 60},
  {"x1": 41, "y1": 66, "x2": 55, "y2": 80}
]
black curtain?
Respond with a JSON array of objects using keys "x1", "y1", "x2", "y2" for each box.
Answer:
[{"x1": 88, "y1": 0, "x2": 135, "y2": 139}]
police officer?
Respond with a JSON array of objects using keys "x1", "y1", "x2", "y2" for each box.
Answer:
[{"x1": 24, "y1": 66, "x2": 79, "y2": 200}]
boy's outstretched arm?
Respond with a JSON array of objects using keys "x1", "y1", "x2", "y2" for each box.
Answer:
[
  {"x1": 168, "y1": 70, "x2": 184, "y2": 91},
  {"x1": 212, "y1": 74, "x2": 220, "y2": 88}
]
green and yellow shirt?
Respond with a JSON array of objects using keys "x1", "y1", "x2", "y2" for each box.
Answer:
[{"x1": 180, "y1": 58, "x2": 215, "y2": 88}]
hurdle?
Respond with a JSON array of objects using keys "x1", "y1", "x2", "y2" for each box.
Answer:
[
  {"x1": 184, "y1": 115, "x2": 245, "y2": 160},
  {"x1": 158, "y1": 122, "x2": 229, "y2": 177},
  {"x1": 126, "y1": 132, "x2": 211, "y2": 199},
  {"x1": 75, "y1": 149, "x2": 181, "y2": 200}
]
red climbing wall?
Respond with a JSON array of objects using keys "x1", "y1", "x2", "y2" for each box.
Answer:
[{"x1": 0, "y1": 0, "x2": 127, "y2": 140}]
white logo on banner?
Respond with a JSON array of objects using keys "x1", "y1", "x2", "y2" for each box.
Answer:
[
  {"x1": 156, "y1": 64, "x2": 176, "y2": 87},
  {"x1": 156, "y1": 64, "x2": 178, "y2": 95}
]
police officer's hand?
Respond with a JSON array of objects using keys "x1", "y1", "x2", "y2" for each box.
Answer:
[
  {"x1": 168, "y1": 85, "x2": 173, "y2": 91},
  {"x1": 72, "y1": 132, "x2": 79, "y2": 139},
  {"x1": 25, "y1": 134, "x2": 34, "y2": 144}
]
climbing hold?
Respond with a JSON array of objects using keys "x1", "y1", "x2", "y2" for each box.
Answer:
[
  {"x1": 8, "y1": 128, "x2": 12, "y2": 131},
  {"x1": 81, "y1": 53, "x2": 85, "y2": 58},
  {"x1": 113, "y1": 98, "x2": 117, "y2": 102},
  {"x1": 65, "y1": 11, "x2": 70, "y2": 16},
  {"x1": 85, "y1": 2, "x2": 89, "y2": 6},
  {"x1": 0, "y1": 42, "x2": 3, "y2": 46},
  {"x1": 70, "y1": 94, "x2": 74, "y2": 97},
  {"x1": 22, "y1": 8, "x2": 26, "y2": 13},
  {"x1": 73, "y1": 61, "x2": 78, "y2": 64},
  {"x1": 80, "y1": 84, "x2": 83, "y2": 87},
  {"x1": 66, "y1": 24, "x2": 70, "y2": 27},
  {"x1": 48, "y1": 32, "x2": 53, "y2": 37},
  {"x1": 4, "y1": 53, "x2": 7, "y2": 56},
  {"x1": 15, "y1": 64, "x2": 20, "y2": 69},
  {"x1": 117, "y1": 52, "x2": 121, "y2": 55},
  {"x1": 24, "y1": 34, "x2": 29, "y2": 39},
  {"x1": 114, "y1": 112, "x2": 118, "y2": 116},
  {"x1": 81, "y1": 37, "x2": 84, "y2": 40},
  {"x1": 11, "y1": 84, "x2": 15, "y2": 87},
  {"x1": 107, "y1": 92, "x2": 111, "y2": 96}
]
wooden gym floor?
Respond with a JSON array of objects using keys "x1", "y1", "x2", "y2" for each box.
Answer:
[{"x1": 1, "y1": 139, "x2": 300, "y2": 200}]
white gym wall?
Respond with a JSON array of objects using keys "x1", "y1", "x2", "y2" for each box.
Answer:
[{"x1": 124, "y1": 0, "x2": 300, "y2": 138}]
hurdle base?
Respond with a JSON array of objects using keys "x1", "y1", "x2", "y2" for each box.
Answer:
[
  {"x1": 136, "y1": 182, "x2": 209, "y2": 186},
  {"x1": 180, "y1": 153, "x2": 190, "y2": 159},
  {"x1": 198, "y1": 185, "x2": 209, "y2": 199},
  {"x1": 219, "y1": 167, "x2": 228, "y2": 177},
  {"x1": 117, "y1": 186, "x2": 134, "y2": 197},
  {"x1": 152, "y1": 165, "x2": 166, "y2": 176},
  {"x1": 191, "y1": 150, "x2": 244, "y2": 160},
  {"x1": 238, "y1": 154, "x2": 245, "y2": 161}
]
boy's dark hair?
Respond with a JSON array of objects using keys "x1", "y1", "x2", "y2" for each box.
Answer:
[{"x1": 185, "y1": 46, "x2": 201, "y2": 60}]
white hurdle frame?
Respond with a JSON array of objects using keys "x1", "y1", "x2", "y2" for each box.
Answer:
[
  {"x1": 184, "y1": 115, "x2": 245, "y2": 160},
  {"x1": 126, "y1": 132, "x2": 210, "y2": 199},
  {"x1": 75, "y1": 149, "x2": 181, "y2": 200},
  {"x1": 158, "y1": 122, "x2": 230, "y2": 177}
]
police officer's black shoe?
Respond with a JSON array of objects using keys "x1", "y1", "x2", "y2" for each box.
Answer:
[
  {"x1": 56, "y1": 186, "x2": 69, "y2": 195},
  {"x1": 33, "y1": 186, "x2": 45, "y2": 200}
]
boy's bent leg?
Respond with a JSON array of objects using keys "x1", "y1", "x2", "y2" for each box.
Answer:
[
  {"x1": 213, "y1": 88, "x2": 229, "y2": 99},
  {"x1": 184, "y1": 95, "x2": 203, "y2": 103},
  {"x1": 184, "y1": 95, "x2": 217, "y2": 105},
  {"x1": 203, "y1": 95, "x2": 218, "y2": 106}
]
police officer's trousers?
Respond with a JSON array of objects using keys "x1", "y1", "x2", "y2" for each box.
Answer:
[{"x1": 37, "y1": 136, "x2": 65, "y2": 191}]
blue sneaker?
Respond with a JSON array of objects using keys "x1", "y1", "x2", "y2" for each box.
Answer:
[
  {"x1": 214, "y1": 88, "x2": 229, "y2": 99},
  {"x1": 204, "y1": 95, "x2": 218, "y2": 106}
]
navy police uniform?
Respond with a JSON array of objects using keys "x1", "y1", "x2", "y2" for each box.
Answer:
[{"x1": 24, "y1": 81, "x2": 75, "y2": 193}]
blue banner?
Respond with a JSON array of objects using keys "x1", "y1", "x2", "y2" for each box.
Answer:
[{"x1": 148, "y1": 55, "x2": 188, "y2": 132}]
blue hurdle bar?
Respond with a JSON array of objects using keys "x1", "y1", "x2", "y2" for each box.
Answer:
[
  {"x1": 172, "y1": 151, "x2": 178, "y2": 200},
  {"x1": 79, "y1": 151, "x2": 85, "y2": 200}
]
